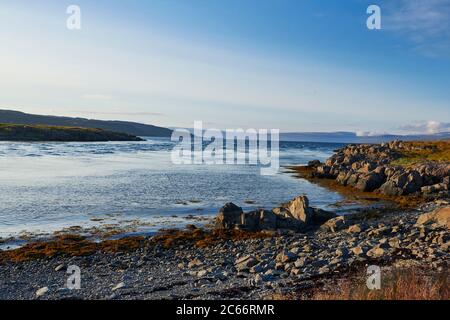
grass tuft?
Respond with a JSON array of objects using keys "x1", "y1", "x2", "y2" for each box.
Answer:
[
  {"x1": 311, "y1": 268, "x2": 449, "y2": 300},
  {"x1": 391, "y1": 140, "x2": 450, "y2": 167}
]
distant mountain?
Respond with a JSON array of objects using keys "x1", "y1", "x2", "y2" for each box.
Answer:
[
  {"x1": 280, "y1": 131, "x2": 450, "y2": 143},
  {"x1": 170, "y1": 128, "x2": 450, "y2": 143},
  {"x1": 0, "y1": 110, "x2": 172, "y2": 137}
]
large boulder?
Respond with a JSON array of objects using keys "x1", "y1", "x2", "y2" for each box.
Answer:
[
  {"x1": 313, "y1": 165, "x2": 335, "y2": 178},
  {"x1": 378, "y1": 179, "x2": 404, "y2": 196},
  {"x1": 336, "y1": 171, "x2": 349, "y2": 185},
  {"x1": 272, "y1": 207, "x2": 304, "y2": 230},
  {"x1": 216, "y1": 203, "x2": 243, "y2": 229},
  {"x1": 240, "y1": 210, "x2": 262, "y2": 231},
  {"x1": 416, "y1": 207, "x2": 450, "y2": 229},
  {"x1": 403, "y1": 171, "x2": 423, "y2": 194},
  {"x1": 355, "y1": 172, "x2": 386, "y2": 192},
  {"x1": 421, "y1": 183, "x2": 448, "y2": 194},
  {"x1": 284, "y1": 195, "x2": 313, "y2": 224},
  {"x1": 216, "y1": 196, "x2": 336, "y2": 232},
  {"x1": 308, "y1": 160, "x2": 322, "y2": 167},
  {"x1": 346, "y1": 173, "x2": 361, "y2": 187},
  {"x1": 320, "y1": 216, "x2": 346, "y2": 233},
  {"x1": 258, "y1": 210, "x2": 278, "y2": 230},
  {"x1": 358, "y1": 161, "x2": 377, "y2": 173}
]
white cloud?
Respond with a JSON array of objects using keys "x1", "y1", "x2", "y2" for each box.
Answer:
[
  {"x1": 356, "y1": 131, "x2": 389, "y2": 137},
  {"x1": 400, "y1": 120, "x2": 450, "y2": 134},
  {"x1": 384, "y1": 0, "x2": 450, "y2": 57},
  {"x1": 82, "y1": 94, "x2": 113, "y2": 100}
]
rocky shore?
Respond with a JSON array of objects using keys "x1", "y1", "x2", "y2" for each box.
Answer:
[
  {"x1": 0, "y1": 140, "x2": 449, "y2": 300},
  {"x1": 0, "y1": 198, "x2": 448, "y2": 300},
  {"x1": 304, "y1": 140, "x2": 450, "y2": 198}
]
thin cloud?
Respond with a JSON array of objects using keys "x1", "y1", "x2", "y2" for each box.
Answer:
[
  {"x1": 82, "y1": 94, "x2": 113, "y2": 100},
  {"x1": 399, "y1": 121, "x2": 450, "y2": 134},
  {"x1": 80, "y1": 111, "x2": 164, "y2": 117},
  {"x1": 383, "y1": 0, "x2": 450, "y2": 58}
]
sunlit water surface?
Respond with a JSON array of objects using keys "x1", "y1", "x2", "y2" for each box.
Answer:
[{"x1": 0, "y1": 138, "x2": 347, "y2": 238}]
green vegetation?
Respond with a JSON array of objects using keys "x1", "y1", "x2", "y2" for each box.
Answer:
[
  {"x1": 391, "y1": 140, "x2": 450, "y2": 166},
  {"x1": 0, "y1": 109, "x2": 173, "y2": 137},
  {"x1": 0, "y1": 123, "x2": 144, "y2": 142}
]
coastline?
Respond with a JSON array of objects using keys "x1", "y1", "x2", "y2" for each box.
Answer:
[
  {"x1": 0, "y1": 200, "x2": 448, "y2": 300},
  {"x1": 1, "y1": 140, "x2": 449, "y2": 300},
  {"x1": 0, "y1": 123, "x2": 144, "y2": 142}
]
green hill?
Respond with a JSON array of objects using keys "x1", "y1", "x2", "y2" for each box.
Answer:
[
  {"x1": 0, "y1": 124, "x2": 144, "y2": 142},
  {"x1": 0, "y1": 110, "x2": 172, "y2": 137}
]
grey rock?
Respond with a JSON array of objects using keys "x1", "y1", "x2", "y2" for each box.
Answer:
[
  {"x1": 276, "y1": 250, "x2": 297, "y2": 263},
  {"x1": 112, "y1": 282, "x2": 126, "y2": 291},
  {"x1": 235, "y1": 255, "x2": 258, "y2": 271},
  {"x1": 36, "y1": 287, "x2": 49, "y2": 298},
  {"x1": 54, "y1": 264, "x2": 65, "y2": 272},
  {"x1": 355, "y1": 172, "x2": 386, "y2": 192},
  {"x1": 216, "y1": 203, "x2": 243, "y2": 229},
  {"x1": 321, "y1": 216, "x2": 346, "y2": 233}
]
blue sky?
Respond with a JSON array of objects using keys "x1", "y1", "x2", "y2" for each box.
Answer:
[{"x1": 0, "y1": 0, "x2": 449, "y2": 134}]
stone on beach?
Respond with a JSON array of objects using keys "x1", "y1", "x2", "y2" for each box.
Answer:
[
  {"x1": 347, "y1": 224, "x2": 362, "y2": 233},
  {"x1": 276, "y1": 250, "x2": 297, "y2": 263},
  {"x1": 112, "y1": 282, "x2": 126, "y2": 291},
  {"x1": 188, "y1": 258, "x2": 204, "y2": 269},
  {"x1": 36, "y1": 287, "x2": 49, "y2": 297},
  {"x1": 235, "y1": 255, "x2": 258, "y2": 271},
  {"x1": 366, "y1": 246, "x2": 386, "y2": 259},
  {"x1": 284, "y1": 196, "x2": 313, "y2": 224},
  {"x1": 320, "y1": 216, "x2": 346, "y2": 233},
  {"x1": 216, "y1": 203, "x2": 243, "y2": 229},
  {"x1": 216, "y1": 195, "x2": 336, "y2": 232},
  {"x1": 54, "y1": 264, "x2": 65, "y2": 272},
  {"x1": 416, "y1": 206, "x2": 450, "y2": 229}
]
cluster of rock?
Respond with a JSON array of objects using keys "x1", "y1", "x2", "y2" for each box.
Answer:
[
  {"x1": 308, "y1": 142, "x2": 450, "y2": 197},
  {"x1": 226, "y1": 205, "x2": 449, "y2": 288},
  {"x1": 216, "y1": 196, "x2": 336, "y2": 232},
  {"x1": 9, "y1": 204, "x2": 448, "y2": 300}
]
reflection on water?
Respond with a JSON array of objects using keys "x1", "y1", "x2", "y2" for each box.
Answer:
[{"x1": 0, "y1": 138, "x2": 346, "y2": 237}]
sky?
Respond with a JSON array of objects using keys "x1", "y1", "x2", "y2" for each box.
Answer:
[{"x1": 0, "y1": 0, "x2": 449, "y2": 134}]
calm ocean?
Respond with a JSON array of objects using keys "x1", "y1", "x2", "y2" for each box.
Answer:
[{"x1": 0, "y1": 138, "x2": 347, "y2": 238}]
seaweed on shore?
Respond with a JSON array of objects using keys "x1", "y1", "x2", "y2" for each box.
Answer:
[
  {"x1": 0, "y1": 234, "x2": 145, "y2": 263},
  {"x1": 0, "y1": 228, "x2": 272, "y2": 264},
  {"x1": 149, "y1": 228, "x2": 273, "y2": 249}
]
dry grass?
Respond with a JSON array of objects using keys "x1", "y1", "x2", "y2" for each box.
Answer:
[
  {"x1": 311, "y1": 268, "x2": 449, "y2": 300},
  {"x1": 392, "y1": 140, "x2": 450, "y2": 166}
]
